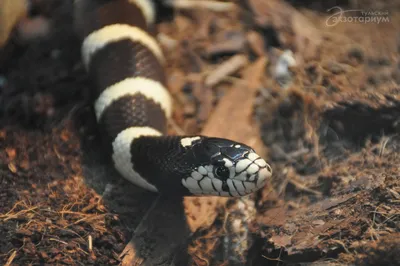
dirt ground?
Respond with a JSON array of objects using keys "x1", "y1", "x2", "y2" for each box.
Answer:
[{"x1": 1, "y1": 0, "x2": 399, "y2": 265}]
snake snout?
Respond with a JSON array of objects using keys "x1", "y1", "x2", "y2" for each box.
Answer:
[
  {"x1": 255, "y1": 163, "x2": 272, "y2": 189},
  {"x1": 228, "y1": 153, "x2": 272, "y2": 196}
]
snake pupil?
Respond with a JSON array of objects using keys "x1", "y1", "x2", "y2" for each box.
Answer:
[{"x1": 215, "y1": 166, "x2": 230, "y2": 180}]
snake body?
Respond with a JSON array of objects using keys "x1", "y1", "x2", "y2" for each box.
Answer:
[{"x1": 74, "y1": 0, "x2": 272, "y2": 197}]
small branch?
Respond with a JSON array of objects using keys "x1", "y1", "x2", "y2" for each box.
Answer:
[
  {"x1": 165, "y1": 0, "x2": 236, "y2": 12},
  {"x1": 5, "y1": 250, "x2": 17, "y2": 266}
]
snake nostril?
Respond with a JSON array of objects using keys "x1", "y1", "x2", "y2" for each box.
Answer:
[{"x1": 266, "y1": 165, "x2": 272, "y2": 173}]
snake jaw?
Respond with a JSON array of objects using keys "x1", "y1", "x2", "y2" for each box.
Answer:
[{"x1": 181, "y1": 155, "x2": 272, "y2": 197}]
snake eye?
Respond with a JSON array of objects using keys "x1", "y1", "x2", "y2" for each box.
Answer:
[{"x1": 214, "y1": 166, "x2": 230, "y2": 180}]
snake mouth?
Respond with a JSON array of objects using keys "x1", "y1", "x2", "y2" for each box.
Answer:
[{"x1": 226, "y1": 168, "x2": 272, "y2": 197}]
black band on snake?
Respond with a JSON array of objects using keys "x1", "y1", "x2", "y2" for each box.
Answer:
[{"x1": 74, "y1": 0, "x2": 272, "y2": 197}]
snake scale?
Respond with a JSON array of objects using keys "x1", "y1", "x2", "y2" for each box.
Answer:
[{"x1": 74, "y1": 0, "x2": 272, "y2": 197}]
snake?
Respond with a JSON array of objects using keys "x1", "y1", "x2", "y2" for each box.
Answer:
[{"x1": 73, "y1": 0, "x2": 272, "y2": 197}]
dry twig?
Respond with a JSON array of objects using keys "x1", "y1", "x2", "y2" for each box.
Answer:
[{"x1": 165, "y1": 0, "x2": 236, "y2": 12}]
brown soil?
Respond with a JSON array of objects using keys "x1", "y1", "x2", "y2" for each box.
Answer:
[{"x1": 1, "y1": 0, "x2": 399, "y2": 265}]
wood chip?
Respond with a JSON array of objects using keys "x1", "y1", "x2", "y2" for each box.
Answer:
[
  {"x1": 269, "y1": 235, "x2": 292, "y2": 247},
  {"x1": 205, "y1": 54, "x2": 248, "y2": 87},
  {"x1": 247, "y1": 30, "x2": 267, "y2": 58},
  {"x1": 193, "y1": 10, "x2": 214, "y2": 41},
  {"x1": 8, "y1": 163, "x2": 17, "y2": 173},
  {"x1": 167, "y1": 69, "x2": 187, "y2": 95},
  {"x1": 206, "y1": 31, "x2": 247, "y2": 57},
  {"x1": 0, "y1": 0, "x2": 28, "y2": 48},
  {"x1": 5, "y1": 147, "x2": 16, "y2": 160},
  {"x1": 193, "y1": 81, "x2": 213, "y2": 122},
  {"x1": 247, "y1": 0, "x2": 321, "y2": 62},
  {"x1": 184, "y1": 197, "x2": 224, "y2": 232},
  {"x1": 157, "y1": 32, "x2": 178, "y2": 51},
  {"x1": 88, "y1": 235, "x2": 93, "y2": 252}
]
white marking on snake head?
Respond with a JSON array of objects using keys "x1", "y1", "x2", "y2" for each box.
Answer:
[
  {"x1": 227, "y1": 179, "x2": 244, "y2": 196},
  {"x1": 226, "y1": 152, "x2": 272, "y2": 195},
  {"x1": 191, "y1": 171, "x2": 203, "y2": 180},
  {"x1": 222, "y1": 158, "x2": 236, "y2": 179},
  {"x1": 185, "y1": 177, "x2": 200, "y2": 191},
  {"x1": 180, "y1": 136, "x2": 201, "y2": 147},
  {"x1": 199, "y1": 178, "x2": 214, "y2": 192},
  {"x1": 235, "y1": 171, "x2": 247, "y2": 181},
  {"x1": 198, "y1": 166, "x2": 207, "y2": 175},
  {"x1": 255, "y1": 158, "x2": 267, "y2": 167},
  {"x1": 227, "y1": 179, "x2": 236, "y2": 195},
  {"x1": 248, "y1": 174, "x2": 256, "y2": 181},
  {"x1": 235, "y1": 159, "x2": 252, "y2": 173},
  {"x1": 212, "y1": 179, "x2": 222, "y2": 191},
  {"x1": 205, "y1": 165, "x2": 213, "y2": 173},
  {"x1": 233, "y1": 180, "x2": 246, "y2": 195},
  {"x1": 222, "y1": 158, "x2": 233, "y2": 167},
  {"x1": 247, "y1": 164, "x2": 259, "y2": 175},
  {"x1": 247, "y1": 152, "x2": 260, "y2": 161}
]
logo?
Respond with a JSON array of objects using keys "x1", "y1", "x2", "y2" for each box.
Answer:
[{"x1": 326, "y1": 6, "x2": 390, "y2": 27}]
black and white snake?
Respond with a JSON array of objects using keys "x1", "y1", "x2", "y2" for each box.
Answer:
[{"x1": 74, "y1": 0, "x2": 272, "y2": 197}]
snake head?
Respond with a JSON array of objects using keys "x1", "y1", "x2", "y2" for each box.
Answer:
[{"x1": 180, "y1": 137, "x2": 272, "y2": 197}]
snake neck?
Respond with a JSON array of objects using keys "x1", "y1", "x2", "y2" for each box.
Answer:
[{"x1": 129, "y1": 135, "x2": 200, "y2": 196}]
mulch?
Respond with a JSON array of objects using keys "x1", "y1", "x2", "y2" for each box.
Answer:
[{"x1": 0, "y1": 0, "x2": 399, "y2": 265}]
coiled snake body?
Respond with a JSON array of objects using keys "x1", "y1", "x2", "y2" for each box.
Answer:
[{"x1": 74, "y1": 0, "x2": 272, "y2": 197}]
